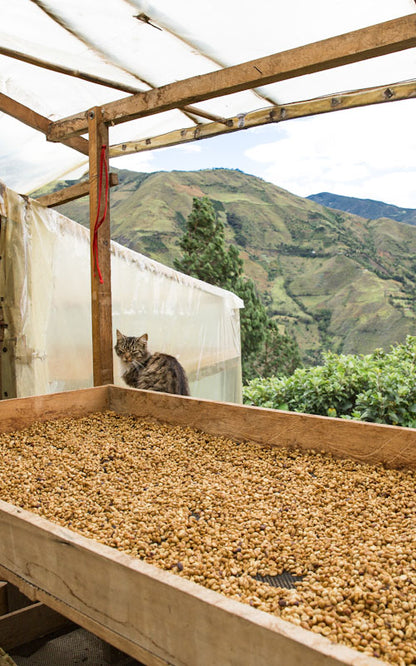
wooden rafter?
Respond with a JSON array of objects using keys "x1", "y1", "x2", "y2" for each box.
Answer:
[
  {"x1": 0, "y1": 45, "x2": 142, "y2": 95},
  {"x1": 47, "y1": 14, "x2": 416, "y2": 142},
  {"x1": 0, "y1": 47, "x2": 225, "y2": 127},
  {"x1": 182, "y1": 106, "x2": 228, "y2": 124},
  {"x1": 34, "y1": 173, "x2": 119, "y2": 207},
  {"x1": 0, "y1": 92, "x2": 89, "y2": 155},
  {"x1": 109, "y1": 80, "x2": 416, "y2": 158}
]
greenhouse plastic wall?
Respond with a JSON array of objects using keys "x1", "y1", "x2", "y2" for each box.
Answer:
[{"x1": 0, "y1": 182, "x2": 243, "y2": 403}]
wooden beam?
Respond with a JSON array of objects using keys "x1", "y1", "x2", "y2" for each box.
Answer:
[
  {"x1": 109, "y1": 80, "x2": 416, "y2": 158},
  {"x1": 0, "y1": 386, "x2": 110, "y2": 434},
  {"x1": 0, "y1": 45, "x2": 141, "y2": 96},
  {"x1": 109, "y1": 386, "x2": 416, "y2": 470},
  {"x1": 0, "y1": 602, "x2": 73, "y2": 651},
  {"x1": 34, "y1": 173, "x2": 119, "y2": 208},
  {"x1": 0, "y1": 48, "x2": 221, "y2": 127},
  {"x1": 181, "y1": 105, "x2": 228, "y2": 123},
  {"x1": 0, "y1": 93, "x2": 88, "y2": 155},
  {"x1": 88, "y1": 108, "x2": 114, "y2": 386},
  {"x1": 47, "y1": 14, "x2": 416, "y2": 141}
]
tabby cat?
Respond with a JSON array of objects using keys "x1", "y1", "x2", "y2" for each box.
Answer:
[{"x1": 114, "y1": 330, "x2": 190, "y2": 396}]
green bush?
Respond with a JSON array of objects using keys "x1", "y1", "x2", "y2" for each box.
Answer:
[{"x1": 243, "y1": 336, "x2": 416, "y2": 427}]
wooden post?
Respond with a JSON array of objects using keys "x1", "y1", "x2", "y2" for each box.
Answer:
[{"x1": 88, "y1": 107, "x2": 113, "y2": 386}]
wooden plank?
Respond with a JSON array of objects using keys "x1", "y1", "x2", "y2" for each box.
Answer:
[
  {"x1": 88, "y1": 109, "x2": 113, "y2": 386},
  {"x1": 47, "y1": 15, "x2": 416, "y2": 141},
  {"x1": 0, "y1": 502, "x2": 382, "y2": 666},
  {"x1": 108, "y1": 386, "x2": 416, "y2": 470},
  {"x1": 34, "y1": 173, "x2": 119, "y2": 208},
  {"x1": 0, "y1": 386, "x2": 109, "y2": 433},
  {"x1": 110, "y1": 80, "x2": 416, "y2": 158},
  {"x1": 0, "y1": 601, "x2": 72, "y2": 651},
  {"x1": 0, "y1": 93, "x2": 88, "y2": 155},
  {"x1": 0, "y1": 382, "x2": 414, "y2": 467}
]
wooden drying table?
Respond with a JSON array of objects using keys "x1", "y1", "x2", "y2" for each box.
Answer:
[{"x1": 1, "y1": 385, "x2": 415, "y2": 665}]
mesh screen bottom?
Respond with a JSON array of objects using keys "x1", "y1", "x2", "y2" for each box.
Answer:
[
  {"x1": 253, "y1": 570, "x2": 304, "y2": 589},
  {"x1": 10, "y1": 628, "x2": 140, "y2": 666}
]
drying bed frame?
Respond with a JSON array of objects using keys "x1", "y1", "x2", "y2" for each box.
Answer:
[{"x1": 1, "y1": 385, "x2": 415, "y2": 665}]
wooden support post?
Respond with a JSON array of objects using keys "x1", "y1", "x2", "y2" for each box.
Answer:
[
  {"x1": 0, "y1": 582, "x2": 7, "y2": 615},
  {"x1": 0, "y1": 602, "x2": 73, "y2": 651},
  {"x1": 88, "y1": 107, "x2": 113, "y2": 386}
]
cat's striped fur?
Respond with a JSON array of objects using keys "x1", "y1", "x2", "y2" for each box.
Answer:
[{"x1": 115, "y1": 330, "x2": 190, "y2": 396}]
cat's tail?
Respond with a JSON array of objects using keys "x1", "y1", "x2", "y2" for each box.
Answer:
[{"x1": 176, "y1": 364, "x2": 190, "y2": 396}]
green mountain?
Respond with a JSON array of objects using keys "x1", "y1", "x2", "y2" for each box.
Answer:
[
  {"x1": 33, "y1": 168, "x2": 416, "y2": 365},
  {"x1": 307, "y1": 192, "x2": 416, "y2": 226}
]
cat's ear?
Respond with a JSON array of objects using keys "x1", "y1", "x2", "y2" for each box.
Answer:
[
  {"x1": 139, "y1": 333, "x2": 148, "y2": 343},
  {"x1": 116, "y1": 329, "x2": 123, "y2": 341}
]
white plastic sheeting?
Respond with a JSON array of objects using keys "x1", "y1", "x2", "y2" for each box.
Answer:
[
  {"x1": 0, "y1": 0, "x2": 414, "y2": 192},
  {"x1": 0, "y1": 181, "x2": 243, "y2": 402}
]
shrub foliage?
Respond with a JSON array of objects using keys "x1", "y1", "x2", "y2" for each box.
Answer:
[{"x1": 243, "y1": 336, "x2": 416, "y2": 427}]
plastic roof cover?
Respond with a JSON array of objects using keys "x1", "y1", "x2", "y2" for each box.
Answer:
[{"x1": 1, "y1": 0, "x2": 415, "y2": 192}]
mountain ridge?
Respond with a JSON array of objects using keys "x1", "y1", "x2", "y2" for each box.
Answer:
[
  {"x1": 32, "y1": 168, "x2": 416, "y2": 366},
  {"x1": 307, "y1": 192, "x2": 416, "y2": 226}
]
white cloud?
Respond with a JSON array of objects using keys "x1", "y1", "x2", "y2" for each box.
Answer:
[
  {"x1": 245, "y1": 101, "x2": 416, "y2": 207},
  {"x1": 177, "y1": 143, "x2": 202, "y2": 153},
  {"x1": 110, "y1": 152, "x2": 156, "y2": 174}
]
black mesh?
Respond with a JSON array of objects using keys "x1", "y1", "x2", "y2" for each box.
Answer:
[{"x1": 253, "y1": 570, "x2": 304, "y2": 589}]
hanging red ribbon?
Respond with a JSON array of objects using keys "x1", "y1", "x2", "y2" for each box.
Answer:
[{"x1": 92, "y1": 144, "x2": 109, "y2": 284}]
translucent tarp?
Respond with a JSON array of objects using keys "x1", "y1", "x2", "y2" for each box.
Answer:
[
  {"x1": 0, "y1": 0, "x2": 414, "y2": 192},
  {"x1": 0, "y1": 181, "x2": 243, "y2": 403}
]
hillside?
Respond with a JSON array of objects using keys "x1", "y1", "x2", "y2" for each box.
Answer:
[
  {"x1": 307, "y1": 192, "x2": 416, "y2": 226},
  {"x1": 33, "y1": 168, "x2": 416, "y2": 365}
]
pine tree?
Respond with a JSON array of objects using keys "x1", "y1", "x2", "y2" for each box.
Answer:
[
  {"x1": 175, "y1": 196, "x2": 301, "y2": 382},
  {"x1": 174, "y1": 197, "x2": 242, "y2": 288}
]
